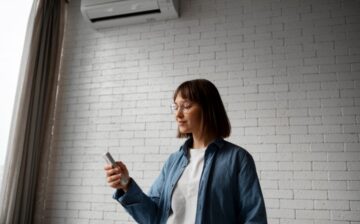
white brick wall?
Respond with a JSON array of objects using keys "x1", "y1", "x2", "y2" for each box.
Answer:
[{"x1": 35, "y1": 0, "x2": 360, "y2": 223}]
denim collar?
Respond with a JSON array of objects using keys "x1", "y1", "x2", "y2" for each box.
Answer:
[{"x1": 180, "y1": 137, "x2": 224, "y2": 157}]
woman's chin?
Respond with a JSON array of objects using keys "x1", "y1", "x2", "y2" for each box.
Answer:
[{"x1": 178, "y1": 127, "x2": 189, "y2": 134}]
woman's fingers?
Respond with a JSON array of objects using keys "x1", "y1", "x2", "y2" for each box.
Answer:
[
  {"x1": 105, "y1": 166, "x2": 120, "y2": 177},
  {"x1": 116, "y1": 161, "x2": 129, "y2": 176},
  {"x1": 107, "y1": 173, "x2": 119, "y2": 182},
  {"x1": 104, "y1": 161, "x2": 129, "y2": 189},
  {"x1": 107, "y1": 172, "x2": 123, "y2": 187},
  {"x1": 104, "y1": 164, "x2": 112, "y2": 170}
]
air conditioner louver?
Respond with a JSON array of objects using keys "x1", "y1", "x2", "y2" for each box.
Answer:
[{"x1": 81, "y1": 0, "x2": 179, "y2": 29}]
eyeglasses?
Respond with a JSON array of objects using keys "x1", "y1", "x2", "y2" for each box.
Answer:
[{"x1": 170, "y1": 102, "x2": 193, "y2": 113}]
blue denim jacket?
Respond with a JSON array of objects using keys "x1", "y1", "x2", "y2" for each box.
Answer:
[{"x1": 113, "y1": 138, "x2": 267, "y2": 224}]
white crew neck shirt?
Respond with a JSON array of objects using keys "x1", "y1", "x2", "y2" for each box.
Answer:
[{"x1": 167, "y1": 147, "x2": 206, "y2": 224}]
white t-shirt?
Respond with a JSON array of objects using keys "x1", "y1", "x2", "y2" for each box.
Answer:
[{"x1": 167, "y1": 147, "x2": 206, "y2": 224}]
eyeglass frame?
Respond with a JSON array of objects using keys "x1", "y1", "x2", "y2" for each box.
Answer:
[{"x1": 170, "y1": 101, "x2": 194, "y2": 113}]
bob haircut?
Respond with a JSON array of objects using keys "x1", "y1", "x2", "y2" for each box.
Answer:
[{"x1": 173, "y1": 79, "x2": 231, "y2": 139}]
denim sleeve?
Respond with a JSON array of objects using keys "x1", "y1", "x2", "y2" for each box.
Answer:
[
  {"x1": 238, "y1": 153, "x2": 268, "y2": 223},
  {"x1": 113, "y1": 159, "x2": 169, "y2": 224}
]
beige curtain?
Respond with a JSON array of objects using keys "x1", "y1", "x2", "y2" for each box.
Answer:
[{"x1": 0, "y1": 0, "x2": 67, "y2": 223}]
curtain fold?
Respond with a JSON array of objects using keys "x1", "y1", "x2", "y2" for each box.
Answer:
[{"x1": 0, "y1": 0, "x2": 67, "y2": 223}]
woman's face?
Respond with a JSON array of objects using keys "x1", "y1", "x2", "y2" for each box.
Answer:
[{"x1": 174, "y1": 94, "x2": 202, "y2": 136}]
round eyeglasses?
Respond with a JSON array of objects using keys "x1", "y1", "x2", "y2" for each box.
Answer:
[{"x1": 170, "y1": 102, "x2": 193, "y2": 113}]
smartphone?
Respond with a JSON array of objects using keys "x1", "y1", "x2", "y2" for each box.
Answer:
[
  {"x1": 103, "y1": 152, "x2": 129, "y2": 185},
  {"x1": 103, "y1": 152, "x2": 117, "y2": 167}
]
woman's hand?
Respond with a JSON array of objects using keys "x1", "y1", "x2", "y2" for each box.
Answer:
[{"x1": 104, "y1": 161, "x2": 130, "y2": 192}]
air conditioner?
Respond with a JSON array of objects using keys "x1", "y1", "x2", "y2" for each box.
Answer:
[{"x1": 80, "y1": 0, "x2": 180, "y2": 29}]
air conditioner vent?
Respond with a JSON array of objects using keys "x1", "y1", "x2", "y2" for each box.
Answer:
[
  {"x1": 90, "y1": 9, "x2": 161, "y2": 22},
  {"x1": 81, "y1": 0, "x2": 179, "y2": 29}
]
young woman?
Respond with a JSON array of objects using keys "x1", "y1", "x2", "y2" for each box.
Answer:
[{"x1": 104, "y1": 79, "x2": 267, "y2": 224}]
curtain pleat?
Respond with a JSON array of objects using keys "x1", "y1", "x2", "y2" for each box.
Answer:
[{"x1": 0, "y1": 0, "x2": 67, "y2": 223}]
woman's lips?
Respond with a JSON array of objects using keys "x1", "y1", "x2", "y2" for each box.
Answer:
[{"x1": 178, "y1": 121, "x2": 186, "y2": 126}]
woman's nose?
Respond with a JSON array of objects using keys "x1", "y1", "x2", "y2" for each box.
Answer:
[{"x1": 175, "y1": 108, "x2": 184, "y2": 118}]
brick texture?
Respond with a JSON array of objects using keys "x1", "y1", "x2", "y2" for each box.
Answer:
[{"x1": 34, "y1": 0, "x2": 360, "y2": 223}]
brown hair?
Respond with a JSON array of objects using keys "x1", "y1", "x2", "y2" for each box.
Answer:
[{"x1": 173, "y1": 79, "x2": 231, "y2": 139}]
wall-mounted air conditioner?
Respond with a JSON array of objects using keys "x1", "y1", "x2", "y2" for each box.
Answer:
[{"x1": 80, "y1": 0, "x2": 180, "y2": 29}]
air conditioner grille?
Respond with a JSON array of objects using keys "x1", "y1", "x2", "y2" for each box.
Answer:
[{"x1": 90, "y1": 9, "x2": 161, "y2": 23}]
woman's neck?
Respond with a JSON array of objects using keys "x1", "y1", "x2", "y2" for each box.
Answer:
[{"x1": 192, "y1": 133, "x2": 216, "y2": 149}]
